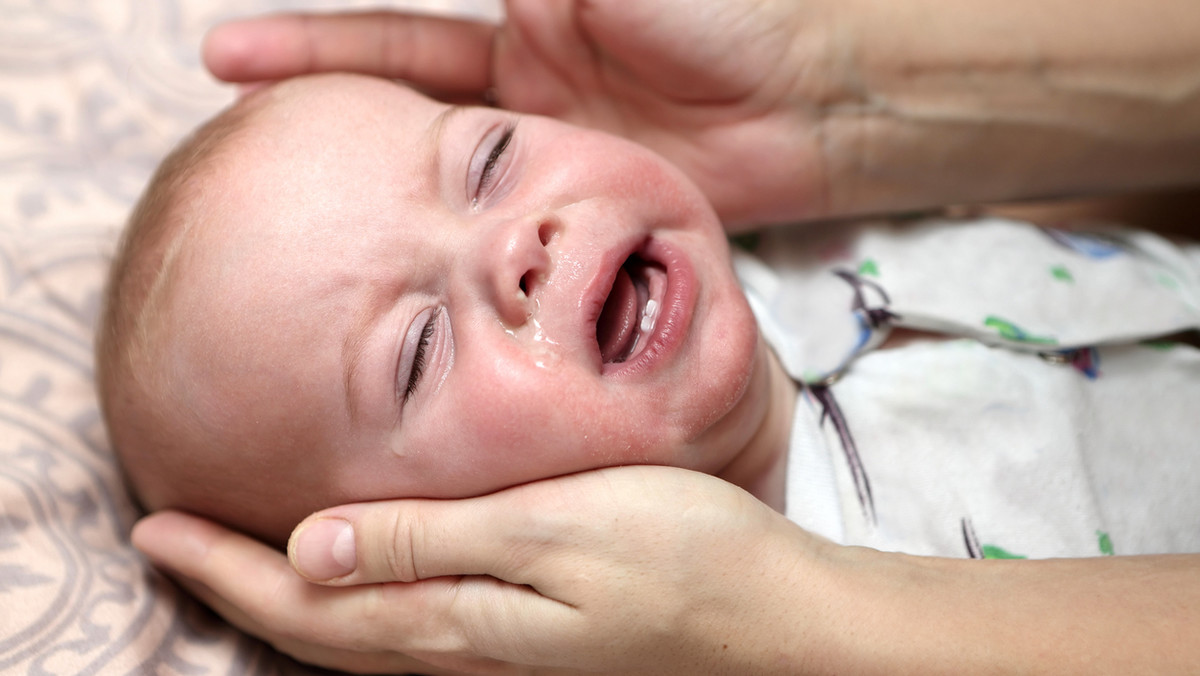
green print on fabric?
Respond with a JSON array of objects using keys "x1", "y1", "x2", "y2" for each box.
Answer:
[
  {"x1": 857, "y1": 259, "x2": 880, "y2": 277},
  {"x1": 1141, "y1": 340, "x2": 1178, "y2": 351},
  {"x1": 982, "y1": 544, "x2": 1027, "y2": 560},
  {"x1": 983, "y1": 316, "x2": 1058, "y2": 345},
  {"x1": 1155, "y1": 272, "x2": 1180, "y2": 290},
  {"x1": 984, "y1": 532, "x2": 1113, "y2": 559},
  {"x1": 1049, "y1": 264, "x2": 1073, "y2": 282}
]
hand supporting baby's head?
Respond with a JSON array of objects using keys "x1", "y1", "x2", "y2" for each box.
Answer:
[{"x1": 98, "y1": 73, "x2": 773, "y2": 548}]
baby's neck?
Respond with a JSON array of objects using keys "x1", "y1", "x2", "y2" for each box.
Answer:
[{"x1": 718, "y1": 343, "x2": 797, "y2": 513}]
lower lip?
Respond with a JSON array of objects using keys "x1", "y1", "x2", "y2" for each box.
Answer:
[{"x1": 603, "y1": 238, "x2": 696, "y2": 379}]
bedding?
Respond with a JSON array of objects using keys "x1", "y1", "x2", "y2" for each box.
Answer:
[{"x1": 0, "y1": 1, "x2": 495, "y2": 673}]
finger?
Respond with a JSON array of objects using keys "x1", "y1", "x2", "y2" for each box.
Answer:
[
  {"x1": 286, "y1": 501, "x2": 586, "y2": 665},
  {"x1": 202, "y1": 11, "x2": 496, "y2": 93},
  {"x1": 134, "y1": 513, "x2": 341, "y2": 646},
  {"x1": 288, "y1": 468, "x2": 744, "y2": 590},
  {"x1": 132, "y1": 512, "x2": 489, "y2": 674},
  {"x1": 288, "y1": 493, "x2": 547, "y2": 587},
  {"x1": 164, "y1": 571, "x2": 423, "y2": 675},
  {"x1": 133, "y1": 511, "x2": 330, "y2": 639}
]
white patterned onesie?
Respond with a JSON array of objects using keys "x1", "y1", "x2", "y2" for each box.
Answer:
[{"x1": 735, "y1": 217, "x2": 1200, "y2": 558}]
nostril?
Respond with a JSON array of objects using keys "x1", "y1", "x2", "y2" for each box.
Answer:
[
  {"x1": 519, "y1": 272, "x2": 530, "y2": 295},
  {"x1": 537, "y1": 222, "x2": 555, "y2": 247}
]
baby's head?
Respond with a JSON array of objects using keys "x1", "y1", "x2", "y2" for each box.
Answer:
[{"x1": 98, "y1": 74, "x2": 773, "y2": 547}]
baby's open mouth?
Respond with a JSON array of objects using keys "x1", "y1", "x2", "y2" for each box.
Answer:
[{"x1": 596, "y1": 254, "x2": 667, "y2": 364}]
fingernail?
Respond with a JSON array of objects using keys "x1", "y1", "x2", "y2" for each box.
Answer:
[{"x1": 291, "y1": 518, "x2": 356, "y2": 581}]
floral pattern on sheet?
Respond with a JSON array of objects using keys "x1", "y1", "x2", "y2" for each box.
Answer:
[{"x1": 0, "y1": 1, "x2": 498, "y2": 673}]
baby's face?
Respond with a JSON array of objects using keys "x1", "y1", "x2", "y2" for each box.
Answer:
[{"x1": 158, "y1": 74, "x2": 770, "y2": 541}]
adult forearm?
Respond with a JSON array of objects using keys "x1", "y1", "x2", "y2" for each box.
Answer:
[
  {"x1": 812, "y1": 0, "x2": 1200, "y2": 217},
  {"x1": 813, "y1": 546, "x2": 1200, "y2": 675}
]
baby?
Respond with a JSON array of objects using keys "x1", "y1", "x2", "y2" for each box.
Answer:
[
  {"x1": 100, "y1": 73, "x2": 1200, "y2": 558},
  {"x1": 97, "y1": 73, "x2": 794, "y2": 548}
]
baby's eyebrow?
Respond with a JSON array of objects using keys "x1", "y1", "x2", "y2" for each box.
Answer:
[
  {"x1": 427, "y1": 104, "x2": 466, "y2": 176},
  {"x1": 342, "y1": 282, "x2": 399, "y2": 423},
  {"x1": 342, "y1": 294, "x2": 376, "y2": 423},
  {"x1": 345, "y1": 102, "x2": 470, "y2": 420},
  {"x1": 342, "y1": 103, "x2": 467, "y2": 422}
]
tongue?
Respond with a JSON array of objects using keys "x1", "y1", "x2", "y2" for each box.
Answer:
[{"x1": 597, "y1": 266, "x2": 639, "y2": 363}]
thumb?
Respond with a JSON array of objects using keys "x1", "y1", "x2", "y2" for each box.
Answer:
[{"x1": 287, "y1": 491, "x2": 544, "y2": 586}]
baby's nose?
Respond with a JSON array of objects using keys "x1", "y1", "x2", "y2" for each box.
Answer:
[{"x1": 486, "y1": 215, "x2": 559, "y2": 327}]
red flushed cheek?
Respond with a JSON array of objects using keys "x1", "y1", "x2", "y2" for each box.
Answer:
[
  {"x1": 436, "y1": 356, "x2": 575, "y2": 465},
  {"x1": 444, "y1": 359, "x2": 668, "y2": 486}
]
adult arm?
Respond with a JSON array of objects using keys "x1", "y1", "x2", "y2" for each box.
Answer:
[
  {"x1": 133, "y1": 465, "x2": 1200, "y2": 676},
  {"x1": 202, "y1": 0, "x2": 1200, "y2": 228}
]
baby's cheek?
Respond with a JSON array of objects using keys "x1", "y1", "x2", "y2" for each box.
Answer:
[
  {"x1": 454, "y1": 362, "x2": 581, "y2": 447},
  {"x1": 448, "y1": 361, "x2": 650, "y2": 474}
]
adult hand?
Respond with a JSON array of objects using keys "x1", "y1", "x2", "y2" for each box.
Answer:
[
  {"x1": 202, "y1": 0, "x2": 841, "y2": 228},
  {"x1": 132, "y1": 466, "x2": 835, "y2": 675},
  {"x1": 205, "y1": 0, "x2": 1200, "y2": 229},
  {"x1": 132, "y1": 462, "x2": 1200, "y2": 675}
]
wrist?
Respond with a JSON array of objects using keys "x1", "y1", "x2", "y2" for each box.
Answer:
[
  {"x1": 666, "y1": 517, "x2": 857, "y2": 676},
  {"x1": 695, "y1": 525, "x2": 917, "y2": 676},
  {"x1": 798, "y1": 546, "x2": 995, "y2": 676}
]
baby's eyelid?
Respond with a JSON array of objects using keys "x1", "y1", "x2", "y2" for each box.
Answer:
[
  {"x1": 397, "y1": 306, "x2": 437, "y2": 406},
  {"x1": 468, "y1": 120, "x2": 517, "y2": 209}
]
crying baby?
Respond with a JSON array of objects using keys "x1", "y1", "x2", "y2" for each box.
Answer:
[{"x1": 97, "y1": 73, "x2": 797, "y2": 547}]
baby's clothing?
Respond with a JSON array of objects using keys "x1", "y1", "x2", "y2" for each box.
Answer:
[{"x1": 734, "y1": 217, "x2": 1200, "y2": 558}]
